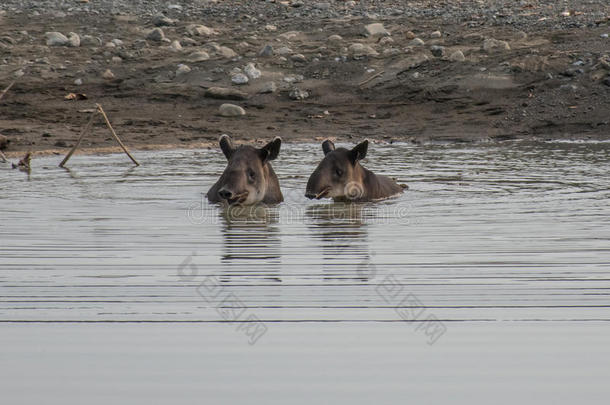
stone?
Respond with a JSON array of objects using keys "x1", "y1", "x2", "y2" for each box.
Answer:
[
  {"x1": 289, "y1": 88, "x2": 309, "y2": 100},
  {"x1": 483, "y1": 38, "x2": 510, "y2": 52},
  {"x1": 187, "y1": 50, "x2": 210, "y2": 62},
  {"x1": 186, "y1": 24, "x2": 214, "y2": 36},
  {"x1": 244, "y1": 63, "x2": 261, "y2": 79},
  {"x1": 231, "y1": 73, "x2": 249, "y2": 85},
  {"x1": 80, "y1": 35, "x2": 101, "y2": 47},
  {"x1": 74, "y1": 78, "x2": 83, "y2": 85},
  {"x1": 259, "y1": 44, "x2": 273, "y2": 57},
  {"x1": 175, "y1": 64, "x2": 191, "y2": 76},
  {"x1": 264, "y1": 24, "x2": 277, "y2": 32},
  {"x1": 218, "y1": 46, "x2": 237, "y2": 58},
  {"x1": 259, "y1": 82, "x2": 277, "y2": 94},
  {"x1": 328, "y1": 34, "x2": 343, "y2": 44},
  {"x1": 219, "y1": 104, "x2": 246, "y2": 116},
  {"x1": 102, "y1": 69, "x2": 115, "y2": 79},
  {"x1": 291, "y1": 53, "x2": 307, "y2": 63},
  {"x1": 283, "y1": 74, "x2": 304, "y2": 84},
  {"x1": 405, "y1": 31, "x2": 416, "y2": 40},
  {"x1": 276, "y1": 46, "x2": 293, "y2": 55},
  {"x1": 111, "y1": 56, "x2": 122, "y2": 63},
  {"x1": 147, "y1": 28, "x2": 165, "y2": 42},
  {"x1": 430, "y1": 31, "x2": 442, "y2": 39},
  {"x1": 170, "y1": 40, "x2": 182, "y2": 51},
  {"x1": 363, "y1": 23, "x2": 390, "y2": 38},
  {"x1": 348, "y1": 43, "x2": 379, "y2": 59},
  {"x1": 205, "y1": 87, "x2": 248, "y2": 100},
  {"x1": 409, "y1": 38, "x2": 425, "y2": 46},
  {"x1": 45, "y1": 32, "x2": 69, "y2": 46},
  {"x1": 67, "y1": 32, "x2": 80, "y2": 47},
  {"x1": 153, "y1": 15, "x2": 175, "y2": 27},
  {"x1": 111, "y1": 38, "x2": 123, "y2": 47},
  {"x1": 449, "y1": 50, "x2": 466, "y2": 62},
  {"x1": 430, "y1": 45, "x2": 445, "y2": 57},
  {"x1": 379, "y1": 37, "x2": 394, "y2": 45}
]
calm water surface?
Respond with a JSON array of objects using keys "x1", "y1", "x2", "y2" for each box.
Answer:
[{"x1": 1, "y1": 141, "x2": 609, "y2": 404}]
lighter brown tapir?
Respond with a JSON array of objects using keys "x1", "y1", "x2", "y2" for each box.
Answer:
[
  {"x1": 207, "y1": 135, "x2": 283, "y2": 205},
  {"x1": 305, "y1": 139, "x2": 405, "y2": 202}
]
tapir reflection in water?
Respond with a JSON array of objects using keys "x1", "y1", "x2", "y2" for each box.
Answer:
[
  {"x1": 305, "y1": 139, "x2": 406, "y2": 202},
  {"x1": 207, "y1": 135, "x2": 284, "y2": 205}
]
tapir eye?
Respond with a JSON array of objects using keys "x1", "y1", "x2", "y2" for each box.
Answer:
[
  {"x1": 335, "y1": 168, "x2": 343, "y2": 177},
  {"x1": 247, "y1": 168, "x2": 256, "y2": 181}
]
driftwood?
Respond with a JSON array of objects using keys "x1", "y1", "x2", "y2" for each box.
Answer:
[
  {"x1": 0, "y1": 149, "x2": 7, "y2": 162},
  {"x1": 59, "y1": 104, "x2": 139, "y2": 167},
  {"x1": 0, "y1": 80, "x2": 15, "y2": 102}
]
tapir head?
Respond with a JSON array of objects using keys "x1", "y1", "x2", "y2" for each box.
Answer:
[
  {"x1": 305, "y1": 139, "x2": 368, "y2": 201},
  {"x1": 211, "y1": 135, "x2": 282, "y2": 205}
]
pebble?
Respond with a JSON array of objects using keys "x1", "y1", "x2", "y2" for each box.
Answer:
[
  {"x1": 409, "y1": 38, "x2": 425, "y2": 46},
  {"x1": 112, "y1": 56, "x2": 122, "y2": 64},
  {"x1": 67, "y1": 32, "x2": 80, "y2": 47},
  {"x1": 259, "y1": 81, "x2": 277, "y2": 94},
  {"x1": 45, "y1": 32, "x2": 69, "y2": 46},
  {"x1": 102, "y1": 69, "x2": 115, "y2": 79},
  {"x1": 291, "y1": 53, "x2": 307, "y2": 63},
  {"x1": 152, "y1": 15, "x2": 175, "y2": 27},
  {"x1": 405, "y1": 31, "x2": 416, "y2": 40},
  {"x1": 449, "y1": 50, "x2": 466, "y2": 62},
  {"x1": 80, "y1": 35, "x2": 101, "y2": 47},
  {"x1": 74, "y1": 78, "x2": 83, "y2": 85},
  {"x1": 147, "y1": 28, "x2": 165, "y2": 42},
  {"x1": 430, "y1": 45, "x2": 445, "y2": 57},
  {"x1": 259, "y1": 44, "x2": 273, "y2": 57},
  {"x1": 265, "y1": 24, "x2": 277, "y2": 32},
  {"x1": 244, "y1": 63, "x2": 261, "y2": 79},
  {"x1": 175, "y1": 64, "x2": 191, "y2": 76},
  {"x1": 327, "y1": 34, "x2": 343, "y2": 44},
  {"x1": 483, "y1": 38, "x2": 510, "y2": 52},
  {"x1": 187, "y1": 50, "x2": 210, "y2": 62},
  {"x1": 231, "y1": 73, "x2": 249, "y2": 85},
  {"x1": 276, "y1": 46, "x2": 293, "y2": 55},
  {"x1": 218, "y1": 46, "x2": 237, "y2": 58},
  {"x1": 219, "y1": 103, "x2": 246, "y2": 117},
  {"x1": 170, "y1": 40, "x2": 182, "y2": 51},
  {"x1": 186, "y1": 24, "x2": 214, "y2": 36},
  {"x1": 283, "y1": 74, "x2": 304, "y2": 83},
  {"x1": 349, "y1": 43, "x2": 379, "y2": 59},
  {"x1": 363, "y1": 23, "x2": 390, "y2": 38},
  {"x1": 602, "y1": 34, "x2": 609, "y2": 39},
  {"x1": 289, "y1": 88, "x2": 309, "y2": 100},
  {"x1": 430, "y1": 31, "x2": 442, "y2": 38}
]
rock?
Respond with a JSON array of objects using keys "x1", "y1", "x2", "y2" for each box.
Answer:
[
  {"x1": 187, "y1": 50, "x2": 210, "y2": 62},
  {"x1": 218, "y1": 46, "x2": 237, "y2": 58},
  {"x1": 205, "y1": 87, "x2": 248, "y2": 100},
  {"x1": 181, "y1": 37, "x2": 198, "y2": 47},
  {"x1": 153, "y1": 15, "x2": 175, "y2": 27},
  {"x1": 363, "y1": 23, "x2": 390, "y2": 38},
  {"x1": 327, "y1": 34, "x2": 343, "y2": 44},
  {"x1": 186, "y1": 24, "x2": 214, "y2": 36},
  {"x1": 0, "y1": 134, "x2": 8, "y2": 150},
  {"x1": 80, "y1": 35, "x2": 101, "y2": 47},
  {"x1": 264, "y1": 24, "x2": 277, "y2": 32},
  {"x1": 111, "y1": 56, "x2": 122, "y2": 64},
  {"x1": 289, "y1": 88, "x2": 309, "y2": 100},
  {"x1": 449, "y1": 50, "x2": 466, "y2": 62},
  {"x1": 170, "y1": 40, "x2": 182, "y2": 51},
  {"x1": 276, "y1": 46, "x2": 293, "y2": 55},
  {"x1": 244, "y1": 63, "x2": 261, "y2": 79},
  {"x1": 483, "y1": 38, "x2": 510, "y2": 52},
  {"x1": 105, "y1": 41, "x2": 116, "y2": 48},
  {"x1": 219, "y1": 104, "x2": 246, "y2": 117},
  {"x1": 67, "y1": 32, "x2": 80, "y2": 47},
  {"x1": 348, "y1": 43, "x2": 378, "y2": 59},
  {"x1": 102, "y1": 69, "x2": 114, "y2": 79},
  {"x1": 379, "y1": 37, "x2": 394, "y2": 45},
  {"x1": 409, "y1": 38, "x2": 425, "y2": 46},
  {"x1": 430, "y1": 45, "x2": 445, "y2": 57},
  {"x1": 259, "y1": 44, "x2": 273, "y2": 57},
  {"x1": 405, "y1": 31, "x2": 416, "y2": 40},
  {"x1": 45, "y1": 32, "x2": 69, "y2": 46},
  {"x1": 259, "y1": 82, "x2": 277, "y2": 94},
  {"x1": 278, "y1": 31, "x2": 300, "y2": 41},
  {"x1": 291, "y1": 53, "x2": 307, "y2": 63},
  {"x1": 111, "y1": 39, "x2": 123, "y2": 47},
  {"x1": 74, "y1": 78, "x2": 83, "y2": 85},
  {"x1": 283, "y1": 74, "x2": 304, "y2": 84},
  {"x1": 147, "y1": 28, "x2": 165, "y2": 42},
  {"x1": 231, "y1": 73, "x2": 249, "y2": 85},
  {"x1": 175, "y1": 64, "x2": 191, "y2": 76},
  {"x1": 430, "y1": 31, "x2": 442, "y2": 39}
]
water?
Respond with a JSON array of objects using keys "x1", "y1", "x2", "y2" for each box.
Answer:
[{"x1": 1, "y1": 141, "x2": 609, "y2": 403}]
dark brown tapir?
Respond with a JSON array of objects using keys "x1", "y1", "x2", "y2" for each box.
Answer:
[
  {"x1": 305, "y1": 139, "x2": 405, "y2": 202},
  {"x1": 207, "y1": 135, "x2": 284, "y2": 205}
]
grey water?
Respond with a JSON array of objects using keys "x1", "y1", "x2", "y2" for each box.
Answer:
[{"x1": 1, "y1": 141, "x2": 609, "y2": 404}]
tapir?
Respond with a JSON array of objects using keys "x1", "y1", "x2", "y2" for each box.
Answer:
[
  {"x1": 305, "y1": 139, "x2": 405, "y2": 202},
  {"x1": 207, "y1": 135, "x2": 284, "y2": 205}
]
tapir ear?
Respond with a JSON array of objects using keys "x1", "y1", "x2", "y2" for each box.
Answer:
[
  {"x1": 322, "y1": 139, "x2": 335, "y2": 155},
  {"x1": 349, "y1": 140, "x2": 368, "y2": 165},
  {"x1": 259, "y1": 137, "x2": 281, "y2": 162},
  {"x1": 219, "y1": 134, "x2": 234, "y2": 160}
]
